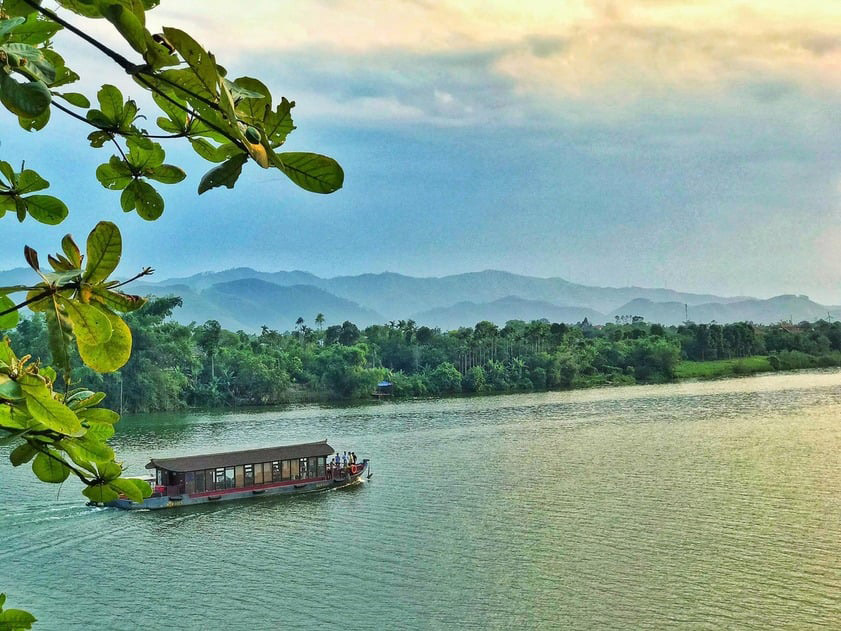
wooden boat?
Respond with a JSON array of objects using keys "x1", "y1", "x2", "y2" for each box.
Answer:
[{"x1": 105, "y1": 440, "x2": 368, "y2": 510}]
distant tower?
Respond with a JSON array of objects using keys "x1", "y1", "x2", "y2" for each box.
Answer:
[{"x1": 685, "y1": 303, "x2": 689, "y2": 322}]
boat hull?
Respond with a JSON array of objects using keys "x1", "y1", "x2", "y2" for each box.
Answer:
[{"x1": 107, "y1": 460, "x2": 368, "y2": 510}]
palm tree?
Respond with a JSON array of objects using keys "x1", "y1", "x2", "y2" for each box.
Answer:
[{"x1": 315, "y1": 313, "x2": 325, "y2": 331}]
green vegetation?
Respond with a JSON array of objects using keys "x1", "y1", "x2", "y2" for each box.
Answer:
[
  {"x1": 675, "y1": 356, "x2": 772, "y2": 379},
  {"x1": 0, "y1": 1, "x2": 341, "y2": 625},
  {"x1": 15, "y1": 305, "x2": 841, "y2": 412}
]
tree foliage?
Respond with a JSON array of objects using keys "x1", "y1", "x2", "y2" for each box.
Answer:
[{"x1": 0, "y1": 0, "x2": 343, "y2": 623}]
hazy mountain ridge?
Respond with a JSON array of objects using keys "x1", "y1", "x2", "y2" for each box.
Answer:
[
  {"x1": 413, "y1": 296, "x2": 605, "y2": 331},
  {"x1": 4, "y1": 267, "x2": 838, "y2": 331},
  {"x1": 147, "y1": 267, "x2": 748, "y2": 316}
]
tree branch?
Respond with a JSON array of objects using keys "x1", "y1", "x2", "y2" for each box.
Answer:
[
  {"x1": 51, "y1": 100, "x2": 189, "y2": 140},
  {"x1": 0, "y1": 288, "x2": 56, "y2": 318},
  {"x1": 19, "y1": 0, "x2": 138, "y2": 74}
]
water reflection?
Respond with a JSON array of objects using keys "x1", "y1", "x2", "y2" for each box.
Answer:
[{"x1": 1, "y1": 369, "x2": 841, "y2": 629}]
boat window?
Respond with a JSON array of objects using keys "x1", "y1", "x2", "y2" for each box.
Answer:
[
  {"x1": 308, "y1": 457, "x2": 318, "y2": 478},
  {"x1": 195, "y1": 470, "x2": 206, "y2": 493},
  {"x1": 206, "y1": 469, "x2": 215, "y2": 492},
  {"x1": 185, "y1": 471, "x2": 195, "y2": 494},
  {"x1": 254, "y1": 463, "x2": 263, "y2": 485},
  {"x1": 290, "y1": 459, "x2": 299, "y2": 480},
  {"x1": 317, "y1": 456, "x2": 325, "y2": 477},
  {"x1": 215, "y1": 468, "x2": 226, "y2": 489},
  {"x1": 281, "y1": 460, "x2": 290, "y2": 480},
  {"x1": 235, "y1": 465, "x2": 245, "y2": 488},
  {"x1": 273, "y1": 460, "x2": 282, "y2": 482},
  {"x1": 225, "y1": 467, "x2": 235, "y2": 489},
  {"x1": 244, "y1": 464, "x2": 254, "y2": 486}
]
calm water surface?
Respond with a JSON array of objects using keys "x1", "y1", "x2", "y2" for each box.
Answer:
[{"x1": 3, "y1": 370, "x2": 841, "y2": 629}]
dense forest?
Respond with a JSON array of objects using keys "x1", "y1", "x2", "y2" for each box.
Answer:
[{"x1": 8, "y1": 296, "x2": 841, "y2": 413}]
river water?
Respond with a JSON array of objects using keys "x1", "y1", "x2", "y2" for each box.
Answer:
[{"x1": 2, "y1": 370, "x2": 841, "y2": 629}]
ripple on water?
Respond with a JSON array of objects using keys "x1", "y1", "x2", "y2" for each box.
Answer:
[{"x1": 2, "y1": 370, "x2": 841, "y2": 629}]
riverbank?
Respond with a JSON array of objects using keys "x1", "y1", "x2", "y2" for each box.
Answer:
[{"x1": 675, "y1": 356, "x2": 773, "y2": 379}]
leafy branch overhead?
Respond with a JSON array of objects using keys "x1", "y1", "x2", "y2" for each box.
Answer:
[
  {"x1": 0, "y1": 221, "x2": 152, "y2": 511},
  {"x1": 0, "y1": 0, "x2": 344, "y2": 223}
]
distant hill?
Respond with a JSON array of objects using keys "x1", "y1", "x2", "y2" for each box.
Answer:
[
  {"x1": 148, "y1": 268, "x2": 746, "y2": 317},
  {"x1": 147, "y1": 279, "x2": 383, "y2": 331},
  {"x1": 0, "y1": 267, "x2": 36, "y2": 287},
  {"x1": 413, "y1": 296, "x2": 604, "y2": 330},
  {"x1": 6, "y1": 265, "x2": 840, "y2": 331},
  {"x1": 610, "y1": 295, "x2": 841, "y2": 326}
]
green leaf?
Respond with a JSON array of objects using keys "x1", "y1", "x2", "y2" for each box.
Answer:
[
  {"x1": 0, "y1": 161, "x2": 15, "y2": 185},
  {"x1": 120, "y1": 179, "x2": 163, "y2": 220},
  {"x1": 0, "y1": 296, "x2": 18, "y2": 330},
  {"x1": 152, "y1": 90, "x2": 187, "y2": 131},
  {"x1": 77, "y1": 407, "x2": 119, "y2": 424},
  {"x1": 108, "y1": 477, "x2": 143, "y2": 502},
  {"x1": 55, "y1": 0, "x2": 104, "y2": 18},
  {"x1": 57, "y1": 296, "x2": 112, "y2": 346},
  {"x1": 62, "y1": 433, "x2": 114, "y2": 463},
  {"x1": 10, "y1": 14, "x2": 62, "y2": 46},
  {"x1": 54, "y1": 91, "x2": 90, "y2": 108},
  {"x1": 0, "y1": 17, "x2": 26, "y2": 39},
  {"x1": 161, "y1": 27, "x2": 219, "y2": 96},
  {"x1": 17, "y1": 105, "x2": 49, "y2": 131},
  {"x1": 61, "y1": 234, "x2": 82, "y2": 268},
  {"x1": 126, "y1": 136, "x2": 164, "y2": 170},
  {"x1": 77, "y1": 308, "x2": 131, "y2": 372},
  {"x1": 87, "y1": 130, "x2": 111, "y2": 148},
  {"x1": 21, "y1": 381, "x2": 82, "y2": 434},
  {"x1": 198, "y1": 153, "x2": 247, "y2": 194},
  {"x1": 84, "y1": 221, "x2": 122, "y2": 284},
  {"x1": 14, "y1": 169, "x2": 48, "y2": 194},
  {"x1": 24, "y1": 195, "x2": 67, "y2": 225},
  {"x1": 0, "y1": 337, "x2": 17, "y2": 366},
  {"x1": 188, "y1": 138, "x2": 240, "y2": 163},
  {"x1": 2, "y1": 43, "x2": 55, "y2": 83},
  {"x1": 96, "y1": 84, "x2": 123, "y2": 124},
  {"x1": 66, "y1": 391, "x2": 105, "y2": 409},
  {"x1": 101, "y1": 3, "x2": 147, "y2": 54},
  {"x1": 0, "y1": 374, "x2": 23, "y2": 400},
  {"x1": 95, "y1": 156, "x2": 133, "y2": 190},
  {"x1": 97, "y1": 461, "x2": 122, "y2": 481},
  {"x1": 9, "y1": 441, "x2": 36, "y2": 466},
  {"x1": 82, "y1": 483, "x2": 118, "y2": 503},
  {"x1": 0, "y1": 72, "x2": 51, "y2": 118},
  {"x1": 271, "y1": 152, "x2": 344, "y2": 194},
  {"x1": 45, "y1": 307, "x2": 72, "y2": 380},
  {"x1": 145, "y1": 164, "x2": 185, "y2": 184},
  {"x1": 31, "y1": 451, "x2": 71, "y2": 483},
  {"x1": 231, "y1": 76, "x2": 270, "y2": 123},
  {"x1": 0, "y1": 607, "x2": 37, "y2": 630},
  {"x1": 84, "y1": 422, "x2": 114, "y2": 441},
  {"x1": 263, "y1": 98, "x2": 295, "y2": 146},
  {"x1": 90, "y1": 286, "x2": 145, "y2": 312}
]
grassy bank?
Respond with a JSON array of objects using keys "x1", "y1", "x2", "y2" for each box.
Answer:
[{"x1": 675, "y1": 356, "x2": 773, "y2": 380}]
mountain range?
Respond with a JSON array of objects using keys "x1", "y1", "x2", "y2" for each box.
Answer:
[{"x1": 2, "y1": 267, "x2": 838, "y2": 332}]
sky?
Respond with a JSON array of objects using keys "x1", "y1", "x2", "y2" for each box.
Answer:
[{"x1": 2, "y1": 1, "x2": 841, "y2": 301}]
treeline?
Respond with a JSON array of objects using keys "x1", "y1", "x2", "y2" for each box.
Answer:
[{"x1": 8, "y1": 297, "x2": 841, "y2": 413}]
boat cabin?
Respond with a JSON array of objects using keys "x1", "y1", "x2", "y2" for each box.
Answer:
[{"x1": 146, "y1": 440, "x2": 335, "y2": 497}]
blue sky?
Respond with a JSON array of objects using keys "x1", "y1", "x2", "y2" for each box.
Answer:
[{"x1": 2, "y1": 1, "x2": 840, "y2": 301}]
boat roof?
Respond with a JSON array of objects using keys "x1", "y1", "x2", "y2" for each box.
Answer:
[{"x1": 145, "y1": 440, "x2": 334, "y2": 472}]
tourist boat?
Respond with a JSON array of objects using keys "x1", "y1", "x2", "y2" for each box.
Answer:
[{"x1": 105, "y1": 440, "x2": 369, "y2": 510}]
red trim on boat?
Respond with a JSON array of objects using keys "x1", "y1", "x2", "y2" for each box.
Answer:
[{"x1": 189, "y1": 475, "x2": 328, "y2": 498}]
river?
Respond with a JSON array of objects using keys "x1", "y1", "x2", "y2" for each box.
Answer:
[{"x1": 2, "y1": 370, "x2": 841, "y2": 629}]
